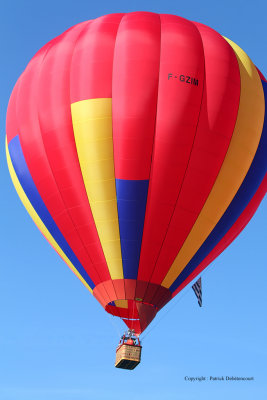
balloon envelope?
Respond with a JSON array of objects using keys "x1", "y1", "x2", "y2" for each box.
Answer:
[{"x1": 6, "y1": 12, "x2": 267, "y2": 334}]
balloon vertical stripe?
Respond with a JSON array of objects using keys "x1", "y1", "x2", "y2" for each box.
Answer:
[
  {"x1": 69, "y1": 14, "x2": 125, "y2": 286},
  {"x1": 112, "y1": 12, "x2": 161, "y2": 279},
  {"x1": 71, "y1": 98, "x2": 124, "y2": 280},
  {"x1": 7, "y1": 136, "x2": 95, "y2": 289}
]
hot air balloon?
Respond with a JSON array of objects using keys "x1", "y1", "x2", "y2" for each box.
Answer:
[{"x1": 6, "y1": 12, "x2": 267, "y2": 369}]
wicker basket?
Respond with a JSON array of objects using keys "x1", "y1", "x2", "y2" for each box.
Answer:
[{"x1": 115, "y1": 343, "x2": 142, "y2": 370}]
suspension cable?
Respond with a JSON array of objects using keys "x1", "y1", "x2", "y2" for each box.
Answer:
[
  {"x1": 141, "y1": 284, "x2": 193, "y2": 341},
  {"x1": 107, "y1": 312, "x2": 121, "y2": 338},
  {"x1": 141, "y1": 262, "x2": 215, "y2": 341}
]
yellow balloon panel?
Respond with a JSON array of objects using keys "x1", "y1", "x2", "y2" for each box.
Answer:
[{"x1": 71, "y1": 98, "x2": 124, "y2": 280}]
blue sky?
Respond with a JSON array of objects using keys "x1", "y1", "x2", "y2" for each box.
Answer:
[{"x1": 0, "y1": 1, "x2": 266, "y2": 399}]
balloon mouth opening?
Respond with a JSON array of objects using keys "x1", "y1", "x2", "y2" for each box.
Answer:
[
  {"x1": 93, "y1": 279, "x2": 172, "y2": 333},
  {"x1": 106, "y1": 299, "x2": 158, "y2": 334}
]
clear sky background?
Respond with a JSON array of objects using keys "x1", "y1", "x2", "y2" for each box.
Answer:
[{"x1": 0, "y1": 1, "x2": 266, "y2": 399}]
